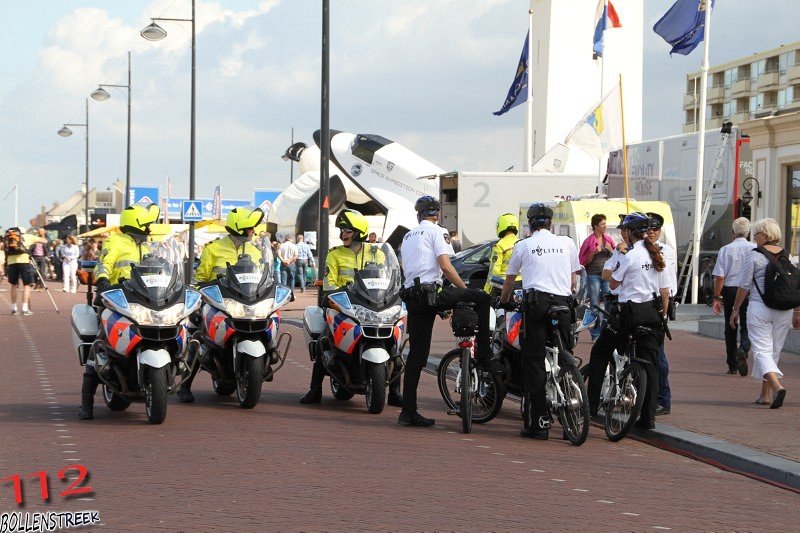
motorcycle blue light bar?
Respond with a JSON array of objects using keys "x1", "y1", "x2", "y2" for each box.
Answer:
[
  {"x1": 200, "y1": 285, "x2": 224, "y2": 305},
  {"x1": 102, "y1": 289, "x2": 129, "y2": 310},
  {"x1": 328, "y1": 292, "x2": 352, "y2": 310},
  {"x1": 185, "y1": 289, "x2": 201, "y2": 312}
]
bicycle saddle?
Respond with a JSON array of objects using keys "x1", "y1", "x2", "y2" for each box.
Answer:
[
  {"x1": 634, "y1": 325, "x2": 656, "y2": 337},
  {"x1": 548, "y1": 305, "x2": 571, "y2": 318}
]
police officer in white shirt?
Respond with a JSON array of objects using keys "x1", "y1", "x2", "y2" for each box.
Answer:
[
  {"x1": 712, "y1": 217, "x2": 756, "y2": 375},
  {"x1": 499, "y1": 204, "x2": 581, "y2": 440},
  {"x1": 610, "y1": 212, "x2": 670, "y2": 430},
  {"x1": 587, "y1": 216, "x2": 630, "y2": 416},
  {"x1": 647, "y1": 212, "x2": 676, "y2": 416},
  {"x1": 398, "y1": 196, "x2": 492, "y2": 428}
]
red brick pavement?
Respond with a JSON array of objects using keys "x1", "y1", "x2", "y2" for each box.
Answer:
[{"x1": 0, "y1": 283, "x2": 798, "y2": 531}]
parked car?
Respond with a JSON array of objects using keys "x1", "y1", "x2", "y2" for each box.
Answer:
[{"x1": 447, "y1": 240, "x2": 495, "y2": 290}]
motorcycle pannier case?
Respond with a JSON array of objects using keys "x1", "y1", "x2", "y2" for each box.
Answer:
[
  {"x1": 303, "y1": 306, "x2": 326, "y2": 341},
  {"x1": 71, "y1": 304, "x2": 99, "y2": 365}
]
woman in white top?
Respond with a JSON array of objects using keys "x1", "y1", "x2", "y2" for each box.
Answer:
[
  {"x1": 609, "y1": 212, "x2": 671, "y2": 429},
  {"x1": 61, "y1": 236, "x2": 81, "y2": 293},
  {"x1": 730, "y1": 218, "x2": 796, "y2": 409}
]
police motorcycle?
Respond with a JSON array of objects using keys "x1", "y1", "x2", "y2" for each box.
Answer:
[
  {"x1": 70, "y1": 238, "x2": 201, "y2": 424},
  {"x1": 193, "y1": 254, "x2": 292, "y2": 409},
  {"x1": 303, "y1": 242, "x2": 406, "y2": 414}
]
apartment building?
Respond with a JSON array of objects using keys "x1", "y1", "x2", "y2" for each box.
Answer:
[{"x1": 683, "y1": 41, "x2": 800, "y2": 133}]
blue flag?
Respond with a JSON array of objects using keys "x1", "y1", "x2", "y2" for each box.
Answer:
[
  {"x1": 653, "y1": 0, "x2": 714, "y2": 56},
  {"x1": 493, "y1": 32, "x2": 529, "y2": 116}
]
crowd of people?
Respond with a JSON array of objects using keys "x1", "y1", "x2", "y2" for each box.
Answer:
[{"x1": 4, "y1": 198, "x2": 793, "y2": 425}]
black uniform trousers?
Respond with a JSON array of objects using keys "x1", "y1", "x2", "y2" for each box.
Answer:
[
  {"x1": 618, "y1": 301, "x2": 664, "y2": 424},
  {"x1": 520, "y1": 293, "x2": 573, "y2": 417},
  {"x1": 587, "y1": 319, "x2": 624, "y2": 416},
  {"x1": 402, "y1": 286, "x2": 491, "y2": 415},
  {"x1": 722, "y1": 285, "x2": 750, "y2": 370}
]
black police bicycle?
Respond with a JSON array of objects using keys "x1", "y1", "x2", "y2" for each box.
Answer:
[
  {"x1": 581, "y1": 306, "x2": 649, "y2": 442},
  {"x1": 436, "y1": 303, "x2": 503, "y2": 434}
]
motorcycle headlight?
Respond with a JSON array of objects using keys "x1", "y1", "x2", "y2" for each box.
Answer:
[
  {"x1": 222, "y1": 298, "x2": 274, "y2": 319},
  {"x1": 353, "y1": 305, "x2": 402, "y2": 325},
  {"x1": 128, "y1": 302, "x2": 187, "y2": 326}
]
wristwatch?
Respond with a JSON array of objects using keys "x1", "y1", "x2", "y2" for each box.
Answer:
[{"x1": 714, "y1": 295, "x2": 722, "y2": 301}]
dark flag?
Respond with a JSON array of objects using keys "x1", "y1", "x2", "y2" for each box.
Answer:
[{"x1": 493, "y1": 31, "x2": 529, "y2": 116}]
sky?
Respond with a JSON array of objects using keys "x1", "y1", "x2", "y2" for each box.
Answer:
[{"x1": 1, "y1": 0, "x2": 798, "y2": 229}]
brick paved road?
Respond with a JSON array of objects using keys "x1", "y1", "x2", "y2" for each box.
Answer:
[{"x1": 0, "y1": 285, "x2": 797, "y2": 531}]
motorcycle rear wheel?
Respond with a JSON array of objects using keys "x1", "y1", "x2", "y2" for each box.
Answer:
[
  {"x1": 364, "y1": 362, "x2": 386, "y2": 414},
  {"x1": 103, "y1": 384, "x2": 130, "y2": 411},
  {"x1": 236, "y1": 355, "x2": 264, "y2": 409},
  {"x1": 330, "y1": 379, "x2": 355, "y2": 401},
  {"x1": 144, "y1": 365, "x2": 169, "y2": 425},
  {"x1": 212, "y1": 378, "x2": 236, "y2": 396}
]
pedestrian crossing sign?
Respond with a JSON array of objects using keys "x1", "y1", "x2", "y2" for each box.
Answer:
[{"x1": 182, "y1": 200, "x2": 203, "y2": 222}]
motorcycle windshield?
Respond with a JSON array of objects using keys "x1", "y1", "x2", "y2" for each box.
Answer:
[
  {"x1": 127, "y1": 238, "x2": 184, "y2": 304},
  {"x1": 350, "y1": 243, "x2": 401, "y2": 306},
  {"x1": 221, "y1": 254, "x2": 273, "y2": 300}
]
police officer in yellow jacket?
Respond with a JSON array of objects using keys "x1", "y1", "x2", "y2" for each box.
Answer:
[
  {"x1": 79, "y1": 204, "x2": 160, "y2": 420},
  {"x1": 299, "y1": 209, "x2": 401, "y2": 406},
  {"x1": 177, "y1": 207, "x2": 265, "y2": 402},
  {"x1": 484, "y1": 213, "x2": 520, "y2": 296},
  {"x1": 194, "y1": 207, "x2": 264, "y2": 283}
]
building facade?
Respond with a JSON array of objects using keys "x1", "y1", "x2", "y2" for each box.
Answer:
[{"x1": 684, "y1": 41, "x2": 800, "y2": 134}]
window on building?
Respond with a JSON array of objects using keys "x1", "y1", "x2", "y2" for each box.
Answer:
[
  {"x1": 723, "y1": 101, "x2": 731, "y2": 118},
  {"x1": 750, "y1": 96, "x2": 757, "y2": 114},
  {"x1": 765, "y1": 56, "x2": 779, "y2": 73},
  {"x1": 778, "y1": 89, "x2": 786, "y2": 109},
  {"x1": 685, "y1": 110, "x2": 695, "y2": 125},
  {"x1": 780, "y1": 52, "x2": 788, "y2": 74},
  {"x1": 751, "y1": 62, "x2": 759, "y2": 80},
  {"x1": 686, "y1": 78, "x2": 698, "y2": 94},
  {"x1": 738, "y1": 64, "x2": 750, "y2": 80}
]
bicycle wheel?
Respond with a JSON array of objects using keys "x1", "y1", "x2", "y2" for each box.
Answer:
[
  {"x1": 557, "y1": 366, "x2": 590, "y2": 446},
  {"x1": 459, "y1": 347, "x2": 473, "y2": 433},
  {"x1": 437, "y1": 349, "x2": 504, "y2": 424},
  {"x1": 604, "y1": 363, "x2": 647, "y2": 442}
]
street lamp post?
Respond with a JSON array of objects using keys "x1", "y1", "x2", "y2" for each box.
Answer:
[
  {"x1": 91, "y1": 51, "x2": 132, "y2": 208},
  {"x1": 58, "y1": 98, "x2": 90, "y2": 231},
  {"x1": 141, "y1": 0, "x2": 196, "y2": 282}
]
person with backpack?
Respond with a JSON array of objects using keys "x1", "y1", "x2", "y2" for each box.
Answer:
[
  {"x1": 3, "y1": 227, "x2": 42, "y2": 315},
  {"x1": 730, "y1": 218, "x2": 798, "y2": 409}
]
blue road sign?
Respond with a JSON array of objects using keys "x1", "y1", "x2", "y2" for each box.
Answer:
[
  {"x1": 182, "y1": 200, "x2": 204, "y2": 222},
  {"x1": 129, "y1": 187, "x2": 159, "y2": 207}
]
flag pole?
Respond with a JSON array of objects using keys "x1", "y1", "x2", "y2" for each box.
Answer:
[
  {"x1": 691, "y1": 0, "x2": 713, "y2": 305},
  {"x1": 618, "y1": 74, "x2": 629, "y2": 212},
  {"x1": 597, "y1": 0, "x2": 607, "y2": 189},
  {"x1": 523, "y1": 2, "x2": 534, "y2": 171}
]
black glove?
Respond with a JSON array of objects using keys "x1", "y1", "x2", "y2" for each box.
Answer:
[
  {"x1": 499, "y1": 300, "x2": 516, "y2": 311},
  {"x1": 95, "y1": 278, "x2": 111, "y2": 293}
]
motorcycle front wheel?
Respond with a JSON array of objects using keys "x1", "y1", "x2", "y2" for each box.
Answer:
[
  {"x1": 364, "y1": 362, "x2": 386, "y2": 414},
  {"x1": 437, "y1": 349, "x2": 503, "y2": 424},
  {"x1": 236, "y1": 355, "x2": 264, "y2": 409},
  {"x1": 144, "y1": 365, "x2": 169, "y2": 425},
  {"x1": 103, "y1": 384, "x2": 130, "y2": 411}
]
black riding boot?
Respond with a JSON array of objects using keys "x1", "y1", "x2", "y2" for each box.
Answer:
[
  {"x1": 78, "y1": 372, "x2": 99, "y2": 420},
  {"x1": 300, "y1": 360, "x2": 325, "y2": 404},
  {"x1": 519, "y1": 394, "x2": 549, "y2": 440},
  {"x1": 177, "y1": 364, "x2": 198, "y2": 403},
  {"x1": 388, "y1": 363, "x2": 403, "y2": 407}
]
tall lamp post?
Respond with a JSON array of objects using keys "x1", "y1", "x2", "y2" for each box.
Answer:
[
  {"x1": 58, "y1": 98, "x2": 90, "y2": 231},
  {"x1": 91, "y1": 50, "x2": 132, "y2": 208},
  {"x1": 141, "y1": 0, "x2": 196, "y2": 282}
]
